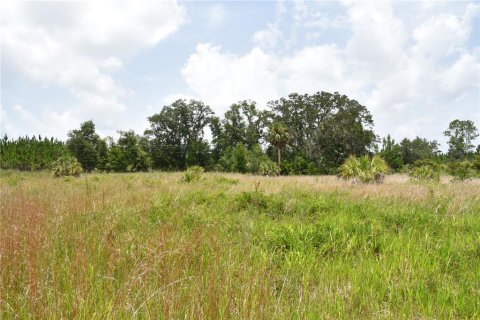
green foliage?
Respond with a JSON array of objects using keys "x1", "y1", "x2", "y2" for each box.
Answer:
[
  {"x1": 282, "y1": 155, "x2": 319, "y2": 175},
  {"x1": 235, "y1": 190, "x2": 285, "y2": 216},
  {"x1": 267, "y1": 122, "x2": 290, "y2": 166},
  {"x1": 0, "y1": 135, "x2": 67, "y2": 170},
  {"x1": 400, "y1": 137, "x2": 440, "y2": 165},
  {"x1": 219, "y1": 143, "x2": 278, "y2": 175},
  {"x1": 409, "y1": 163, "x2": 440, "y2": 182},
  {"x1": 338, "y1": 155, "x2": 389, "y2": 183},
  {"x1": 52, "y1": 155, "x2": 83, "y2": 177},
  {"x1": 444, "y1": 119, "x2": 479, "y2": 160},
  {"x1": 145, "y1": 99, "x2": 213, "y2": 170},
  {"x1": 181, "y1": 165, "x2": 204, "y2": 182},
  {"x1": 106, "y1": 131, "x2": 151, "y2": 172},
  {"x1": 473, "y1": 155, "x2": 480, "y2": 172},
  {"x1": 268, "y1": 92, "x2": 376, "y2": 173},
  {"x1": 66, "y1": 120, "x2": 107, "y2": 172},
  {"x1": 220, "y1": 143, "x2": 249, "y2": 173},
  {"x1": 380, "y1": 135, "x2": 404, "y2": 171},
  {"x1": 4, "y1": 94, "x2": 478, "y2": 177},
  {"x1": 448, "y1": 160, "x2": 476, "y2": 181},
  {"x1": 258, "y1": 159, "x2": 280, "y2": 176},
  {"x1": 214, "y1": 101, "x2": 266, "y2": 150}
]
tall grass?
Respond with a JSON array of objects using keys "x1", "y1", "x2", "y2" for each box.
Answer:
[{"x1": 1, "y1": 171, "x2": 479, "y2": 318}]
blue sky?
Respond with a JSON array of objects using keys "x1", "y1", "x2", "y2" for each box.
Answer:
[{"x1": 1, "y1": 0, "x2": 479, "y2": 150}]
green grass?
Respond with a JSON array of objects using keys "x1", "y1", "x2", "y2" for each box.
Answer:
[{"x1": 1, "y1": 171, "x2": 479, "y2": 319}]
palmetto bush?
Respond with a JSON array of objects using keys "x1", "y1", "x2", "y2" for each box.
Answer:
[
  {"x1": 52, "y1": 155, "x2": 83, "y2": 177},
  {"x1": 181, "y1": 165, "x2": 204, "y2": 182},
  {"x1": 409, "y1": 160, "x2": 441, "y2": 182},
  {"x1": 338, "y1": 155, "x2": 389, "y2": 183},
  {"x1": 409, "y1": 165, "x2": 440, "y2": 182},
  {"x1": 258, "y1": 159, "x2": 280, "y2": 176}
]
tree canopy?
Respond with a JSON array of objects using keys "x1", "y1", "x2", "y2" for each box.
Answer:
[
  {"x1": 2, "y1": 92, "x2": 478, "y2": 176},
  {"x1": 444, "y1": 119, "x2": 479, "y2": 160}
]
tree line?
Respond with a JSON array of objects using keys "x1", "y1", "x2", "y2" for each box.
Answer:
[{"x1": 1, "y1": 91, "x2": 479, "y2": 175}]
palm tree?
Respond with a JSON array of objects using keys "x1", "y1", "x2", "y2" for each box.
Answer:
[{"x1": 267, "y1": 122, "x2": 290, "y2": 167}]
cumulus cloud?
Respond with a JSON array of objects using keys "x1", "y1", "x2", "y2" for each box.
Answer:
[
  {"x1": 439, "y1": 53, "x2": 480, "y2": 93},
  {"x1": 182, "y1": 43, "x2": 279, "y2": 113},
  {"x1": 1, "y1": 0, "x2": 185, "y2": 137}
]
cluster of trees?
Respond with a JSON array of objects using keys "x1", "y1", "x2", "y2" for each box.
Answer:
[
  {"x1": 1, "y1": 91, "x2": 479, "y2": 176},
  {"x1": 65, "y1": 121, "x2": 151, "y2": 173},
  {"x1": 0, "y1": 135, "x2": 66, "y2": 170},
  {"x1": 378, "y1": 120, "x2": 479, "y2": 172},
  {"x1": 142, "y1": 92, "x2": 376, "y2": 175}
]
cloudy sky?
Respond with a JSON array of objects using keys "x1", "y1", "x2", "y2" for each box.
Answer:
[{"x1": 1, "y1": 0, "x2": 479, "y2": 150}]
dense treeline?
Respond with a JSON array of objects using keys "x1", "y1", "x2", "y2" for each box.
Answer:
[
  {"x1": 1, "y1": 91, "x2": 479, "y2": 175},
  {"x1": 0, "y1": 135, "x2": 66, "y2": 170}
]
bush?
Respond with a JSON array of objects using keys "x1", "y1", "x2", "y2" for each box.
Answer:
[
  {"x1": 258, "y1": 159, "x2": 280, "y2": 176},
  {"x1": 338, "y1": 155, "x2": 389, "y2": 183},
  {"x1": 409, "y1": 165, "x2": 440, "y2": 182},
  {"x1": 473, "y1": 156, "x2": 480, "y2": 172},
  {"x1": 181, "y1": 166, "x2": 204, "y2": 182},
  {"x1": 448, "y1": 160, "x2": 475, "y2": 181},
  {"x1": 52, "y1": 155, "x2": 83, "y2": 177}
]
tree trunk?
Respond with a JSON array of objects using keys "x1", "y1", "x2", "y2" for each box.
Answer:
[{"x1": 277, "y1": 148, "x2": 281, "y2": 166}]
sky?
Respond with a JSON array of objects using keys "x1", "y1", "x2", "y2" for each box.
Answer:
[{"x1": 1, "y1": 0, "x2": 479, "y2": 150}]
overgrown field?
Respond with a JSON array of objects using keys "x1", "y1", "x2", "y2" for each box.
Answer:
[{"x1": 1, "y1": 171, "x2": 479, "y2": 319}]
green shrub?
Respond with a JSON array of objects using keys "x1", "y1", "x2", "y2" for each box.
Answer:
[
  {"x1": 258, "y1": 159, "x2": 280, "y2": 176},
  {"x1": 409, "y1": 165, "x2": 440, "y2": 182},
  {"x1": 413, "y1": 159, "x2": 441, "y2": 171},
  {"x1": 52, "y1": 155, "x2": 83, "y2": 177},
  {"x1": 181, "y1": 165, "x2": 204, "y2": 182},
  {"x1": 338, "y1": 155, "x2": 389, "y2": 183},
  {"x1": 473, "y1": 156, "x2": 480, "y2": 172},
  {"x1": 448, "y1": 160, "x2": 475, "y2": 181}
]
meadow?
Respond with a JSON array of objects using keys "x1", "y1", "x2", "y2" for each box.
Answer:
[{"x1": 1, "y1": 171, "x2": 479, "y2": 319}]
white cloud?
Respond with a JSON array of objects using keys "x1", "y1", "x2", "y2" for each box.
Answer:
[
  {"x1": 252, "y1": 0, "x2": 286, "y2": 49},
  {"x1": 1, "y1": 0, "x2": 186, "y2": 136},
  {"x1": 253, "y1": 23, "x2": 283, "y2": 49},
  {"x1": 440, "y1": 52, "x2": 480, "y2": 93},
  {"x1": 181, "y1": 42, "x2": 361, "y2": 113},
  {"x1": 412, "y1": 11, "x2": 473, "y2": 60},
  {"x1": 281, "y1": 44, "x2": 355, "y2": 95},
  {"x1": 182, "y1": 44, "x2": 279, "y2": 113},
  {"x1": 101, "y1": 56, "x2": 123, "y2": 72},
  {"x1": 344, "y1": 1, "x2": 407, "y2": 80}
]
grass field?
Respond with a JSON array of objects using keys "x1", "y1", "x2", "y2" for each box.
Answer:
[{"x1": 1, "y1": 171, "x2": 479, "y2": 319}]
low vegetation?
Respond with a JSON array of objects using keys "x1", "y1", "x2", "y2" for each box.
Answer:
[
  {"x1": 338, "y1": 155, "x2": 389, "y2": 183},
  {"x1": 1, "y1": 171, "x2": 479, "y2": 319},
  {"x1": 409, "y1": 160, "x2": 441, "y2": 182},
  {"x1": 52, "y1": 155, "x2": 83, "y2": 177},
  {"x1": 181, "y1": 165, "x2": 204, "y2": 182}
]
